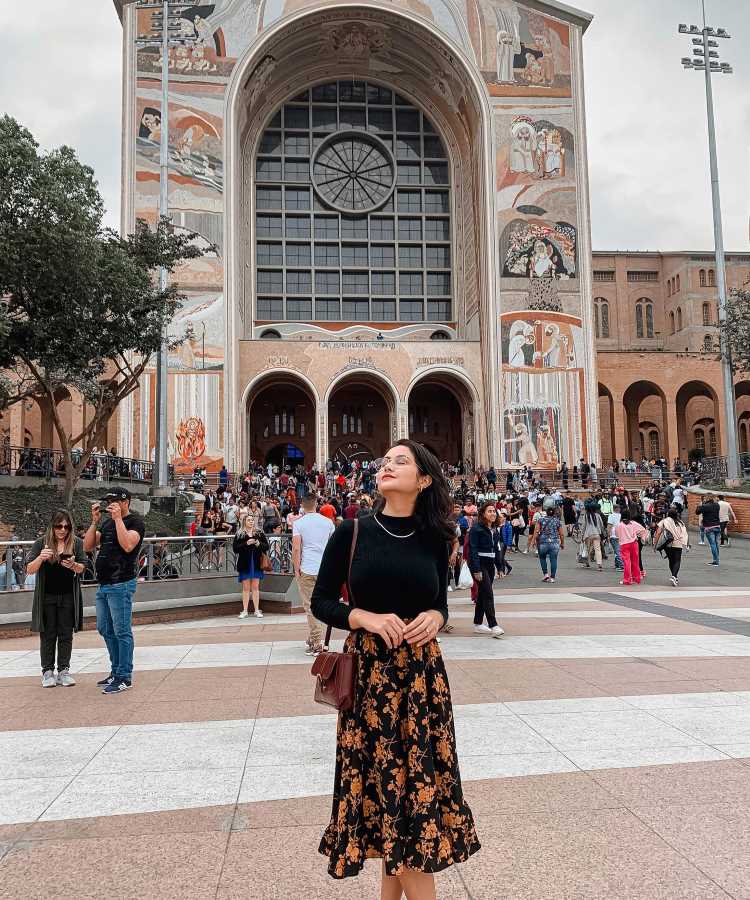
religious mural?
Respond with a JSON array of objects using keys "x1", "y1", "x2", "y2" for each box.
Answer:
[
  {"x1": 500, "y1": 219, "x2": 576, "y2": 279},
  {"x1": 470, "y1": 0, "x2": 572, "y2": 97},
  {"x1": 500, "y1": 311, "x2": 586, "y2": 468}
]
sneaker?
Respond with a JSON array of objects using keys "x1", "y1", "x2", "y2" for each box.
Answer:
[
  {"x1": 698, "y1": 541, "x2": 705, "y2": 545},
  {"x1": 549, "y1": 578, "x2": 555, "y2": 584},
  {"x1": 96, "y1": 673, "x2": 115, "y2": 687},
  {"x1": 56, "y1": 669, "x2": 76, "y2": 687},
  {"x1": 474, "y1": 624, "x2": 491, "y2": 634},
  {"x1": 305, "y1": 644, "x2": 323, "y2": 656},
  {"x1": 41, "y1": 670, "x2": 56, "y2": 688},
  {"x1": 102, "y1": 678, "x2": 132, "y2": 695},
  {"x1": 706, "y1": 561, "x2": 719, "y2": 566},
  {"x1": 254, "y1": 609, "x2": 264, "y2": 618},
  {"x1": 447, "y1": 585, "x2": 454, "y2": 592},
  {"x1": 542, "y1": 575, "x2": 551, "y2": 582},
  {"x1": 238, "y1": 610, "x2": 249, "y2": 619},
  {"x1": 491, "y1": 625, "x2": 505, "y2": 638},
  {"x1": 669, "y1": 575, "x2": 678, "y2": 586}
]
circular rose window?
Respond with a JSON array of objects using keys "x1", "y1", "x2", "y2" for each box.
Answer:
[{"x1": 311, "y1": 131, "x2": 396, "y2": 213}]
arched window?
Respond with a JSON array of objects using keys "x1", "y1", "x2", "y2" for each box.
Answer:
[
  {"x1": 667, "y1": 279, "x2": 672, "y2": 297},
  {"x1": 702, "y1": 302, "x2": 711, "y2": 326},
  {"x1": 676, "y1": 274, "x2": 680, "y2": 292},
  {"x1": 708, "y1": 269, "x2": 716, "y2": 287},
  {"x1": 669, "y1": 311, "x2": 675, "y2": 334},
  {"x1": 703, "y1": 334, "x2": 713, "y2": 352},
  {"x1": 699, "y1": 269, "x2": 707, "y2": 287},
  {"x1": 594, "y1": 298, "x2": 609, "y2": 338},
  {"x1": 636, "y1": 299, "x2": 653, "y2": 338},
  {"x1": 649, "y1": 429, "x2": 660, "y2": 459},
  {"x1": 709, "y1": 426, "x2": 717, "y2": 455},
  {"x1": 254, "y1": 80, "x2": 452, "y2": 325},
  {"x1": 694, "y1": 428, "x2": 705, "y2": 452},
  {"x1": 677, "y1": 307, "x2": 683, "y2": 331},
  {"x1": 740, "y1": 421, "x2": 749, "y2": 454},
  {"x1": 430, "y1": 330, "x2": 450, "y2": 340}
]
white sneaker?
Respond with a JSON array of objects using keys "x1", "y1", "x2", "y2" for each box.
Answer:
[
  {"x1": 474, "y1": 624, "x2": 491, "y2": 634},
  {"x1": 41, "y1": 670, "x2": 56, "y2": 688},
  {"x1": 698, "y1": 541, "x2": 705, "y2": 545},
  {"x1": 56, "y1": 669, "x2": 76, "y2": 687},
  {"x1": 238, "y1": 610, "x2": 249, "y2": 619},
  {"x1": 491, "y1": 625, "x2": 505, "y2": 638},
  {"x1": 254, "y1": 609, "x2": 264, "y2": 618},
  {"x1": 447, "y1": 585, "x2": 453, "y2": 592},
  {"x1": 669, "y1": 575, "x2": 678, "y2": 586}
]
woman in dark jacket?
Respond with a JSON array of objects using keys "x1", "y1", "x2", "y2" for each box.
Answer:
[
  {"x1": 27, "y1": 509, "x2": 88, "y2": 687},
  {"x1": 468, "y1": 501, "x2": 505, "y2": 638},
  {"x1": 233, "y1": 513, "x2": 269, "y2": 619}
]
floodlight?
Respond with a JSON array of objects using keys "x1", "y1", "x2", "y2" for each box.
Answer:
[
  {"x1": 716, "y1": 28, "x2": 729, "y2": 38},
  {"x1": 678, "y1": 24, "x2": 688, "y2": 33},
  {"x1": 689, "y1": 25, "x2": 701, "y2": 34}
]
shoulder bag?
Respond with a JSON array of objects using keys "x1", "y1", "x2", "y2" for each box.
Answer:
[{"x1": 310, "y1": 518, "x2": 359, "y2": 712}]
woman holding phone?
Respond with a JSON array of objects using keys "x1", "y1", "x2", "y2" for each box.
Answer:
[
  {"x1": 233, "y1": 513, "x2": 268, "y2": 618},
  {"x1": 27, "y1": 510, "x2": 88, "y2": 687}
]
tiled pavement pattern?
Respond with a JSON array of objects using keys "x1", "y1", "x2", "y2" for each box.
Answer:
[{"x1": 4, "y1": 564, "x2": 750, "y2": 896}]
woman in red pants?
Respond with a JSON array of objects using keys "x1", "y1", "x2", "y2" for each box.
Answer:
[{"x1": 614, "y1": 509, "x2": 648, "y2": 585}]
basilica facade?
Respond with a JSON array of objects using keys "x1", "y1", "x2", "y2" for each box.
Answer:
[{"x1": 114, "y1": 0, "x2": 598, "y2": 473}]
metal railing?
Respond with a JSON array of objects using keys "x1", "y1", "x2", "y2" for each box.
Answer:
[
  {"x1": 0, "y1": 445, "x2": 174, "y2": 486},
  {"x1": 0, "y1": 534, "x2": 294, "y2": 592}
]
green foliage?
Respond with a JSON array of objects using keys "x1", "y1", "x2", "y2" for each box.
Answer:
[
  {"x1": 723, "y1": 288, "x2": 750, "y2": 375},
  {"x1": 0, "y1": 115, "x2": 207, "y2": 501}
]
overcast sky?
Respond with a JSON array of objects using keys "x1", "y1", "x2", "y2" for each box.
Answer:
[{"x1": 0, "y1": 0, "x2": 746, "y2": 252}]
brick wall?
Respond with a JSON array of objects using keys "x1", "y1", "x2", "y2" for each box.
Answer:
[{"x1": 686, "y1": 487, "x2": 750, "y2": 535}]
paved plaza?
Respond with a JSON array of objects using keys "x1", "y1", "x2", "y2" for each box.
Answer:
[{"x1": 2, "y1": 543, "x2": 750, "y2": 898}]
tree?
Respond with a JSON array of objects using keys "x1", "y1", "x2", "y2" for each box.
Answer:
[
  {"x1": 723, "y1": 288, "x2": 750, "y2": 376},
  {"x1": 0, "y1": 115, "x2": 205, "y2": 505}
]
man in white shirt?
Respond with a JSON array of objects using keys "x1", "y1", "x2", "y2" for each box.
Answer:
[
  {"x1": 292, "y1": 494, "x2": 335, "y2": 655},
  {"x1": 717, "y1": 494, "x2": 737, "y2": 546}
]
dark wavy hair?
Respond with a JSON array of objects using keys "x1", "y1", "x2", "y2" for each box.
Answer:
[
  {"x1": 477, "y1": 500, "x2": 498, "y2": 528},
  {"x1": 373, "y1": 439, "x2": 455, "y2": 544}
]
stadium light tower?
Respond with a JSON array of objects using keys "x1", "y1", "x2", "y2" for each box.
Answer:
[
  {"x1": 679, "y1": 7, "x2": 739, "y2": 481},
  {"x1": 124, "y1": 1, "x2": 198, "y2": 493}
]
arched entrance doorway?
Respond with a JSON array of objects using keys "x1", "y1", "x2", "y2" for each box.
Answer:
[
  {"x1": 406, "y1": 371, "x2": 475, "y2": 466},
  {"x1": 245, "y1": 374, "x2": 317, "y2": 468},
  {"x1": 327, "y1": 373, "x2": 396, "y2": 464},
  {"x1": 622, "y1": 381, "x2": 668, "y2": 461},
  {"x1": 676, "y1": 380, "x2": 720, "y2": 461}
]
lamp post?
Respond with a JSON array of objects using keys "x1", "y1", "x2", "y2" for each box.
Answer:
[
  {"x1": 129, "y1": 1, "x2": 198, "y2": 492},
  {"x1": 679, "y1": 11, "x2": 739, "y2": 482}
]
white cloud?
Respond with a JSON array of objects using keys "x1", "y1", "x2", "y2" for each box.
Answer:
[{"x1": 0, "y1": 0, "x2": 747, "y2": 249}]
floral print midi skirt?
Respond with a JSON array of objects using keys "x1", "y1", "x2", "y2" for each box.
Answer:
[{"x1": 319, "y1": 629, "x2": 481, "y2": 879}]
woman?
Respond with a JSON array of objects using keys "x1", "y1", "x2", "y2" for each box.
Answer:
[
  {"x1": 614, "y1": 509, "x2": 649, "y2": 586},
  {"x1": 27, "y1": 510, "x2": 88, "y2": 688},
  {"x1": 581, "y1": 506, "x2": 605, "y2": 571},
  {"x1": 311, "y1": 441, "x2": 480, "y2": 894},
  {"x1": 529, "y1": 506, "x2": 565, "y2": 583},
  {"x1": 468, "y1": 501, "x2": 505, "y2": 638},
  {"x1": 654, "y1": 506, "x2": 689, "y2": 586},
  {"x1": 246, "y1": 499, "x2": 262, "y2": 533},
  {"x1": 233, "y1": 513, "x2": 268, "y2": 618},
  {"x1": 509, "y1": 501, "x2": 525, "y2": 552}
]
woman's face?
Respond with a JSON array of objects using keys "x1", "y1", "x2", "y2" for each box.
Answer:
[
  {"x1": 52, "y1": 518, "x2": 72, "y2": 540},
  {"x1": 482, "y1": 505, "x2": 497, "y2": 526},
  {"x1": 375, "y1": 445, "x2": 428, "y2": 497}
]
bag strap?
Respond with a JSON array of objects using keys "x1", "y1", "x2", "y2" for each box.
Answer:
[{"x1": 323, "y1": 518, "x2": 358, "y2": 650}]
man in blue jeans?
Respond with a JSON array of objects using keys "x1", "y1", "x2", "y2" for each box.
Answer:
[
  {"x1": 84, "y1": 487, "x2": 145, "y2": 694},
  {"x1": 696, "y1": 493, "x2": 721, "y2": 567}
]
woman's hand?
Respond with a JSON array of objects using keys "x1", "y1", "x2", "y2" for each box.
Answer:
[
  {"x1": 403, "y1": 610, "x2": 443, "y2": 647},
  {"x1": 60, "y1": 557, "x2": 76, "y2": 570},
  {"x1": 349, "y1": 610, "x2": 406, "y2": 649},
  {"x1": 473, "y1": 572, "x2": 482, "y2": 582},
  {"x1": 39, "y1": 548, "x2": 54, "y2": 561}
]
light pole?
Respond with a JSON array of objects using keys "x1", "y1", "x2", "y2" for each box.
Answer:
[
  {"x1": 679, "y1": 12, "x2": 739, "y2": 482},
  {"x1": 131, "y1": 1, "x2": 197, "y2": 492}
]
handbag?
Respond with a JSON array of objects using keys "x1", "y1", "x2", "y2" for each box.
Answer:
[
  {"x1": 259, "y1": 552, "x2": 273, "y2": 573},
  {"x1": 311, "y1": 518, "x2": 359, "y2": 712},
  {"x1": 458, "y1": 560, "x2": 473, "y2": 589},
  {"x1": 654, "y1": 526, "x2": 674, "y2": 554}
]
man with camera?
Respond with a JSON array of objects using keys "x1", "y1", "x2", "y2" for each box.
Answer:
[{"x1": 84, "y1": 487, "x2": 145, "y2": 694}]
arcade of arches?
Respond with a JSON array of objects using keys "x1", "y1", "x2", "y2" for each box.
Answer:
[
  {"x1": 598, "y1": 356, "x2": 750, "y2": 464},
  {"x1": 243, "y1": 370, "x2": 475, "y2": 468}
]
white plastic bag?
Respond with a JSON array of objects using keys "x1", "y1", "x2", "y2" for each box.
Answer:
[{"x1": 458, "y1": 561, "x2": 473, "y2": 589}]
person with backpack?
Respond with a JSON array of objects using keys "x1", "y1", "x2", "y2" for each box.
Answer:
[
  {"x1": 581, "y1": 505, "x2": 605, "y2": 571},
  {"x1": 529, "y1": 505, "x2": 565, "y2": 583},
  {"x1": 654, "y1": 506, "x2": 689, "y2": 586},
  {"x1": 614, "y1": 510, "x2": 649, "y2": 586}
]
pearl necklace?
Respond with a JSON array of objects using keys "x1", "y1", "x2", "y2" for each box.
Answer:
[{"x1": 373, "y1": 515, "x2": 415, "y2": 539}]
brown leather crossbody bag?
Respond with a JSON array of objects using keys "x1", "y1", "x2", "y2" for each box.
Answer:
[{"x1": 310, "y1": 518, "x2": 359, "y2": 712}]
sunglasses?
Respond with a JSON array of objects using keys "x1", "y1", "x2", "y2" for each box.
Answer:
[{"x1": 54, "y1": 524, "x2": 71, "y2": 531}]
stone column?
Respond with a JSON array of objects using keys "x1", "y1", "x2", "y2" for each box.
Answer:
[
  {"x1": 317, "y1": 403, "x2": 327, "y2": 468},
  {"x1": 611, "y1": 393, "x2": 627, "y2": 462},
  {"x1": 665, "y1": 396, "x2": 679, "y2": 465}
]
